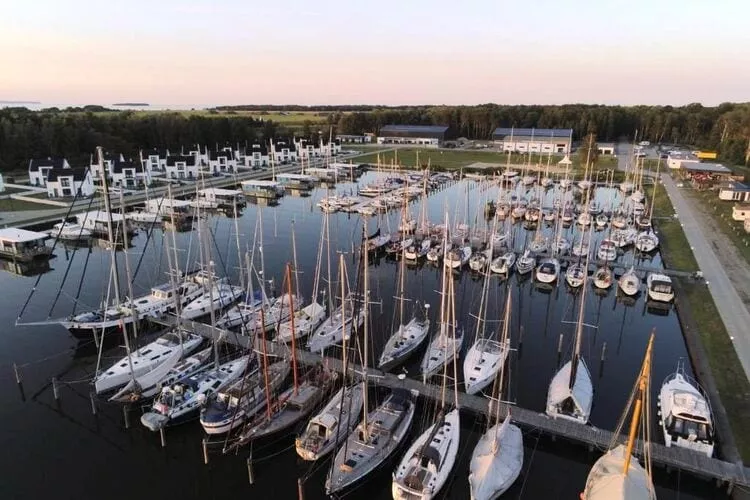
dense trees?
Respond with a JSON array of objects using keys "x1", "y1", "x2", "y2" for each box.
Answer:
[
  {"x1": 0, "y1": 108, "x2": 268, "y2": 172},
  {"x1": 1, "y1": 103, "x2": 749, "y2": 172},
  {"x1": 333, "y1": 103, "x2": 750, "y2": 165}
]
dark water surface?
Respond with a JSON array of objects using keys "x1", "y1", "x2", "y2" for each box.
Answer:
[{"x1": 0, "y1": 175, "x2": 720, "y2": 499}]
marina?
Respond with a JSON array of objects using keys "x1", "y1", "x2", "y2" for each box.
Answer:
[{"x1": 1, "y1": 171, "x2": 741, "y2": 499}]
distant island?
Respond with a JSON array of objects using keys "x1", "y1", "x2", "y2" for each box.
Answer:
[
  {"x1": 0, "y1": 100, "x2": 40, "y2": 104},
  {"x1": 113, "y1": 102, "x2": 149, "y2": 107}
]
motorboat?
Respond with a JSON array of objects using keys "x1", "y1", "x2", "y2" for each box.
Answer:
[
  {"x1": 658, "y1": 362, "x2": 714, "y2": 457},
  {"x1": 47, "y1": 221, "x2": 92, "y2": 242},
  {"x1": 647, "y1": 273, "x2": 675, "y2": 302}
]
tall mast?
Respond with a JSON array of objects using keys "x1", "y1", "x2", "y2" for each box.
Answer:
[
  {"x1": 449, "y1": 269, "x2": 459, "y2": 410},
  {"x1": 118, "y1": 189, "x2": 139, "y2": 345},
  {"x1": 623, "y1": 332, "x2": 655, "y2": 474},
  {"x1": 493, "y1": 289, "x2": 513, "y2": 444},
  {"x1": 232, "y1": 194, "x2": 245, "y2": 291},
  {"x1": 569, "y1": 228, "x2": 593, "y2": 389},
  {"x1": 291, "y1": 221, "x2": 300, "y2": 301},
  {"x1": 360, "y1": 228, "x2": 370, "y2": 438},
  {"x1": 285, "y1": 264, "x2": 299, "y2": 395},
  {"x1": 97, "y1": 147, "x2": 136, "y2": 382},
  {"x1": 165, "y1": 184, "x2": 184, "y2": 328},
  {"x1": 259, "y1": 304, "x2": 272, "y2": 420}
]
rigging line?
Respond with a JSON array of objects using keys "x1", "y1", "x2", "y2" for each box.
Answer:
[
  {"x1": 19, "y1": 176, "x2": 97, "y2": 322},
  {"x1": 128, "y1": 194, "x2": 169, "y2": 289}
]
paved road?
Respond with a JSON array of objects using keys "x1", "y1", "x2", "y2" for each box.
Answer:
[{"x1": 661, "y1": 173, "x2": 750, "y2": 381}]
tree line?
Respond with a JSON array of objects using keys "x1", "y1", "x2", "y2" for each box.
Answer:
[
  {"x1": 1, "y1": 103, "x2": 748, "y2": 172},
  {"x1": 333, "y1": 103, "x2": 750, "y2": 165}
]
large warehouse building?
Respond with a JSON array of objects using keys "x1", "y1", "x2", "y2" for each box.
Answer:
[
  {"x1": 492, "y1": 127, "x2": 573, "y2": 154},
  {"x1": 377, "y1": 125, "x2": 450, "y2": 147}
]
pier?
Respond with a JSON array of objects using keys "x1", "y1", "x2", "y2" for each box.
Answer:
[{"x1": 160, "y1": 316, "x2": 749, "y2": 492}]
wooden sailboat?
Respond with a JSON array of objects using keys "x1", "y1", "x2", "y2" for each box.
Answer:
[
  {"x1": 468, "y1": 289, "x2": 524, "y2": 500},
  {"x1": 546, "y1": 244, "x2": 594, "y2": 424},
  {"x1": 228, "y1": 264, "x2": 331, "y2": 445},
  {"x1": 392, "y1": 270, "x2": 461, "y2": 500},
  {"x1": 581, "y1": 333, "x2": 656, "y2": 499}
]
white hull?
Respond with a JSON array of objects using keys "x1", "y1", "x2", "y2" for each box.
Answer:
[
  {"x1": 379, "y1": 318, "x2": 431, "y2": 371},
  {"x1": 392, "y1": 409, "x2": 461, "y2": 500},
  {"x1": 657, "y1": 372, "x2": 714, "y2": 457},
  {"x1": 307, "y1": 308, "x2": 363, "y2": 353},
  {"x1": 463, "y1": 338, "x2": 509, "y2": 395},
  {"x1": 546, "y1": 358, "x2": 593, "y2": 424},
  {"x1": 618, "y1": 270, "x2": 641, "y2": 296},
  {"x1": 468, "y1": 414, "x2": 524, "y2": 500},
  {"x1": 582, "y1": 445, "x2": 653, "y2": 500},
  {"x1": 421, "y1": 330, "x2": 464, "y2": 380}
]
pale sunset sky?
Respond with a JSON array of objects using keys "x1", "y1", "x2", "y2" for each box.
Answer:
[{"x1": 1, "y1": 0, "x2": 748, "y2": 106}]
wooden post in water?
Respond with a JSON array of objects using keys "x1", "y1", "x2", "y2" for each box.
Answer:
[
  {"x1": 52, "y1": 377, "x2": 60, "y2": 400},
  {"x1": 13, "y1": 363, "x2": 21, "y2": 384},
  {"x1": 90, "y1": 392, "x2": 97, "y2": 415},
  {"x1": 123, "y1": 405, "x2": 130, "y2": 429},
  {"x1": 202, "y1": 437, "x2": 208, "y2": 463},
  {"x1": 600, "y1": 342, "x2": 607, "y2": 361},
  {"x1": 297, "y1": 478, "x2": 305, "y2": 500},
  {"x1": 247, "y1": 455, "x2": 254, "y2": 484},
  {"x1": 557, "y1": 333, "x2": 563, "y2": 354},
  {"x1": 160, "y1": 428, "x2": 166, "y2": 448}
]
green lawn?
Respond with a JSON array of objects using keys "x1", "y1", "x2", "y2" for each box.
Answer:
[
  {"x1": 0, "y1": 198, "x2": 51, "y2": 211},
  {"x1": 651, "y1": 183, "x2": 750, "y2": 461},
  {"x1": 688, "y1": 190, "x2": 750, "y2": 268}
]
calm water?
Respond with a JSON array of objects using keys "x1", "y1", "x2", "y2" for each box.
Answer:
[{"x1": 0, "y1": 175, "x2": 720, "y2": 499}]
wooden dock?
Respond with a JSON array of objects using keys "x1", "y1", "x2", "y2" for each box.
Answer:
[{"x1": 162, "y1": 317, "x2": 749, "y2": 492}]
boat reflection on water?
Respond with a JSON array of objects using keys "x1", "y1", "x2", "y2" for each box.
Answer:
[
  {"x1": 247, "y1": 197, "x2": 280, "y2": 207},
  {"x1": 0, "y1": 257, "x2": 52, "y2": 277},
  {"x1": 645, "y1": 299, "x2": 671, "y2": 316}
]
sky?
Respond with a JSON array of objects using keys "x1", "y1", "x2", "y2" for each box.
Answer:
[{"x1": 1, "y1": 0, "x2": 748, "y2": 107}]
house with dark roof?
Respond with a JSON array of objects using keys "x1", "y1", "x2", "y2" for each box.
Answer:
[
  {"x1": 111, "y1": 159, "x2": 147, "y2": 188},
  {"x1": 243, "y1": 144, "x2": 270, "y2": 168},
  {"x1": 271, "y1": 140, "x2": 298, "y2": 164},
  {"x1": 46, "y1": 166, "x2": 94, "y2": 198},
  {"x1": 165, "y1": 155, "x2": 199, "y2": 180},
  {"x1": 207, "y1": 149, "x2": 238, "y2": 174},
  {"x1": 376, "y1": 125, "x2": 450, "y2": 147},
  {"x1": 719, "y1": 181, "x2": 750, "y2": 202},
  {"x1": 294, "y1": 136, "x2": 342, "y2": 160},
  {"x1": 492, "y1": 128, "x2": 573, "y2": 154},
  {"x1": 140, "y1": 149, "x2": 171, "y2": 175},
  {"x1": 90, "y1": 152, "x2": 124, "y2": 184},
  {"x1": 28, "y1": 158, "x2": 70, "y2": 187}
]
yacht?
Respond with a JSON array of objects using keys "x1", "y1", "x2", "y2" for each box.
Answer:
[
  {"x1": 597, "y1": 239, "x2": 617, "y2": 262},
  {"x1": 47, "y1": 221, "x2": 92, "y2": 242},
  {"x1": 618, "y1": 267, "x2": 641, "y2": 296},
  {"x1": 536, "y1": 258, "x2": 560, "y2": 284},
  {"x1": 647, "y1": 273, "x2": 675, "y2": 302},
  {"x1": 489, "y1": 252, "x2": 515, "y2": 276},
  {"x1": 180, "y1": 280, "x2": 243, "y2": 321}
]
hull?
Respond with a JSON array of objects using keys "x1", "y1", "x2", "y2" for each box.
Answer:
[
  {"x1": 463, "y1": 339, "x2": 509, "y2": 395},
  {"x1": 378, "y1": 319, "x2": 431, "y2": 372}
]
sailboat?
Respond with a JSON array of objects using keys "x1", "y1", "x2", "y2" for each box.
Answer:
[
  {"x1": 464, "y1": 287, "x2": 512, "y2": 395},
  {"x1": 326, "y1": 241, "x2": 418, "y2": 495},
  {"x1": 593, "y1": 266, "x2": 614, "y2": 290},
  {"x1": 421, "y1": 243, "x2": 465, "y2": 381},
  {"x1": 392, "y1": 278, "x2": 461, "y2": 500},
  {"x1": 468, "y1": 293, "x2": 523, "y2": 500},
  {"x1": 546, "y1": 247, "x2": 594, "y2": 424},
  {"x1": 296, "y1": 254, "x2": 365, "y2": 461},
  {"x1": 490, "y1": 251, "x2": 515, "y2": 276},
  {"x1": 229, "y1": 264, "x2": 331, "y2": 444},
  {"x1": 515, "y1": 249, "x2": 535, "y2": 275},
  {"x1": 581, "y1": 333, "x2": 656, "y2": 499},
  {"x1": 619, "y1": 267, "x2": 641, "y2": 297},
  {"x1": 379, "y1": 235, "x2": 431, "y2": 371}
]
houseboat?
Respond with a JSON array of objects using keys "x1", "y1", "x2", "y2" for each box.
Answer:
[
  {"x1": 240, "y1": 179, "x2": 284, "y2": 199},
  {"x1": 144, "y1": 197, "x2": 193, "y2": 219},
  {"x1": 193, "y1": 188, "x2": 246, "y2": 210},
  {"x1": 305, "y1": 167, "x2": 338, "y2": 183},
  {"x1": 0, "y1": 228, "x2": 52, "y2": 261},
  {"x1": 276, "y1": 173, "x2": 316, "y2": 190},
  {"x1": 75, "y1": 210, "x2": 137, "y2": 239}
]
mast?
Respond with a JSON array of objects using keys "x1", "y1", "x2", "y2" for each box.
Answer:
[
  {"x1": 493, "y1": 289, "x2": 513, "y2": 445},
  {"x1": 118, "y1": 189, "x2": 140, "y2": 345},
  {"x1": 97, "y1": 147, "x2": 136, "y2": 382},
  {"x1": 291, "y1": 220, "x2": 300, "y2": 302},
  {"x1": 623, "y1": 332, "x2": 655, "y2": 474},
  {"x1": 361, "y1": 231, "x2": 370, "y2": 437},
  {"x1": 286, "y1": 263, "x2": 299, "y2": 395},
  {"x1": 569, "y1": 228, "x2": 593, "y2": 389},
  {"x1": 449, "y1": 267, "x2": 459, "y2": 410},
  {"x1": 232, "y1": 194, "x2": 245, "y2": 291},
  {"x1": 260, "y1": 304, "x2": 272, "y2": 420}
]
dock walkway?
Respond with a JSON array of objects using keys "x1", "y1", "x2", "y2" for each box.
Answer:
[{"x1": 162, "y1": 316, "x2": 749, "y2": 492}]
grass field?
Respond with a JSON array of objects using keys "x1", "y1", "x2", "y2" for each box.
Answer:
[
  {"x1": 0, "y1": 198, "x2": 50, "y2": 211},
  {"x1": 651, "y1": 183, "x2": 750, "y2": 461},
  {"x1": 350, "y1": 147, "x2": 619, "y2": 173},
  {"x1": 688, "y1": 190, "x2": 750, "y2": 267}
]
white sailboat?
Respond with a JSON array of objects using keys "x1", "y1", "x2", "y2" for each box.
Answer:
[
  {"x1": 421, "y1": 257, "x2": 464, "y2": 380},
  {"x1": 546, "y1": 247, "x2": 594, "y2": 424},
  {"x1": 490, "y1": 251, "x2": 515, "y2": 276},
  {"x1": 468, "y1": 288, "x2": 523, "y2": 500},
  {"x1": 581, "y1": 333, "x2": 656, "y2": 500},
  {"x1": 619, "y1": 267, "x2": 641, "y2": 297},
  {"x1": 464, "y1": 288, "x2": 512, "y2": 396}
]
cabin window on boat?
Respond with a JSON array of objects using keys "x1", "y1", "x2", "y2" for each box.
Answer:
[
  {"x1": 666, "y1": 415, "x2": 710, "y2": 440},
  {"x1": 652, "y1": 281, "x2": 672, "y2": 293}
]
